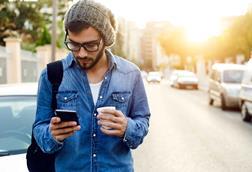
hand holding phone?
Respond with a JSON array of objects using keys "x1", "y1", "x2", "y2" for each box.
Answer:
[
  {"x1": 51, "y1": 110, "x2": 80, "y2": 142},
  {"x1": 55, "y1": 109, "x2": 79, "y2": 125}
]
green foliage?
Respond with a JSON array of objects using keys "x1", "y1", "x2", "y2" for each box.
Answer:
[
  {"x1": 0, "y1": 0, "x2": 47, "y2": 46},
  {"x1": 36, "y1": 26, "x2": 51, "y2": 46},
  {"x1": 0, "y1": 0, "x2": 67, "y2": 51}
]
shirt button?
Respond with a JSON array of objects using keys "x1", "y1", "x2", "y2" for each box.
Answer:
[
  {"x1": 64, "y1": 97, "x2": 67, "y2": 100},
  {"x1": 93, "y1": 133, "x2": 96, "y2": 137},
  {"x1": 99, "y1": 96, "x2": 103, "y2": 99},
  {"x1": 93, "y1": 154, "x2": 96, "y2": 157},
  {"x1": 104, "y1": 77, "x2": 107, "y2": 80},
  {"x1": 94, "y1": 113, "x2": 97, "y2": 117}
]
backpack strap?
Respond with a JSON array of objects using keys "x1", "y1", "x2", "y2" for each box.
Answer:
[
  {"x1": 47, "y1": 60, "x2": 63, "y2": 110},
  {"x1": 27, "y1": 60, "x2": 63, "y2": 172}
]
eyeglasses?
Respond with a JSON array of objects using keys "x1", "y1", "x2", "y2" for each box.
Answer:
[{"x1": 64, "y1": 36, "x2": 102, "y2": 52}]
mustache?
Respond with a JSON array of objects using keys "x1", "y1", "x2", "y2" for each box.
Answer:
[{"x1": 75, "y1": 56, "x2": 92, "y2": 61}]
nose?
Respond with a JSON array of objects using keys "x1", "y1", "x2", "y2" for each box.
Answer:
[{"x1": 77, "y1": 47, "x2": 88, "y2": 58}]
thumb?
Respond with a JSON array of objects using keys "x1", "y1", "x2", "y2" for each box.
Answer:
[{"x1": 51, "y1": 116, "x2": 61, "y2": 124}]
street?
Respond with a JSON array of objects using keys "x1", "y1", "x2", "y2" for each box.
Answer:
[{"x1": 133, "y1": 82, "x2": 252, "y2": 172}]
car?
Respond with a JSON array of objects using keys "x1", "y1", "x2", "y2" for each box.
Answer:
[
  {"x1": 140, "y1": 70, "x2": 148, "y2": 81},
  {"x1": 147, "y1": 71, "x2": 162, "y2": 83},
  {"x1": 239, "y1": 59, "x2": 252, "y2": 122},
  {"x1": 0, "y1": 83, "x2": 37, "y2": 172},
  {"x1": 169, "y1": 70, "x2": 198, "y2": 89},
  {"x1": 208, "y1": 63, "x2": 245, "y2": 110}
]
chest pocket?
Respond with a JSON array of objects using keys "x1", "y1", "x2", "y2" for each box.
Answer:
[
  {"x1": 109, "y1": 92, "x2": 131, "y2": 114},
  {"x1": 56, "y1": 91, "x2": 79, "y2": 110}
]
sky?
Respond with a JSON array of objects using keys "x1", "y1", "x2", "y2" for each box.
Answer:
[{"x1": 92, "y1": 0, "x2": 252, "y2": 42}]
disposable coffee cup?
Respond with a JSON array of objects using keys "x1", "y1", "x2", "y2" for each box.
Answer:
[
  {"x1": 97, "y1": 106, "x2": 115, "y2": 113},
  {"x1": 97, "y1": 106, "x2": 115, "y2": 130}
]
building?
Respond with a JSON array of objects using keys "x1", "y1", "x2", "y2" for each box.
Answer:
[
  {"x1": 140, "y1": 21, "x2": 170, "y2": 70},
  {"x1": 0, "y1": 37, "x2": 67, "y2": 84},
  {"x1": 117, "y1": 18, "x2": 142, "y2": 64}
]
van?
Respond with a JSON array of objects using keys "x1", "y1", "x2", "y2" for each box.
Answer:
[
  {"x1": 239, "y1": 59, "x2": 252, "y2": 122},
  {"x1": 208, "y1": 63, "x2": 245, "y2": 110}
]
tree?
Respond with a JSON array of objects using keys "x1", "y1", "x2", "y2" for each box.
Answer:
[
  {"x1": 0, "y1": 0, "x2": 67, "y2": 51},
  {"x1": 0, "y1": 0, "x2": 49, "y2": 46},
  {"x1": 232, "y1": 11, "x2": 252, "y2": 59},
  {"x1": 158, "y1": 26, "x2": 189, "y2": 68},
  {"x1": 111, "y1": 24, "x2": 126, "y2": 58},
  {"x1": 204, "y1": 10, "x2": 252, "y2": 61}
]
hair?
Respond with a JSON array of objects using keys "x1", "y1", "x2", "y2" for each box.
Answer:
[{"x1": 66, "y1": 21, "x2": 90, "y2": 34}]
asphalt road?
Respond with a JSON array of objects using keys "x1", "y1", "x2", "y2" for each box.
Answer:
[{"x1": 133, "y1": 82, "x2": 252, "y2": 172}]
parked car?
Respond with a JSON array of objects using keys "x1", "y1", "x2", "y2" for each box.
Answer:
[
  {"x1": 169, "y1": 70, "x2": 198, "y2": 89},
  {"x1": 208, "y1": 63, "x2": 245, "y2": 110},
  {"x1": 0, "y1": 83, "x2": 37, "y2": 172},
  {"x1": 239, "y1": 59, "x2": 252, "y2": 122},
  {"x1": 140, "y1": 70, "x2": 148, "y2": 81},
  {"x1": 147, "y1": 71, "x2": 162, "y2": 83},
  {"x1": 169, "y1": 70, "x2": 182, "y2": 87}
]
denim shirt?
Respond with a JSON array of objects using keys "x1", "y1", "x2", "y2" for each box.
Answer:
[{"x1": 33, "y1": 50, "x2": 150, "y2": 172}]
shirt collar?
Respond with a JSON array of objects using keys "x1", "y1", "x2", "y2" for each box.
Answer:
[
  {"x1": 65, "y1": 49, "x2": 118, "y2": 71},
  {"x1": 105, "y1": 49, "x2": 118, "y2": 71}
]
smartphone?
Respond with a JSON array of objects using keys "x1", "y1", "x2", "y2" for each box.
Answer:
[{"x1": 55, "y1": 109, "x2": 79, "y2": 125}]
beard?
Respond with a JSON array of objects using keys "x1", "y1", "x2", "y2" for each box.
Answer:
[{"x1": 75, "y1": 46, "x2": 105, "y2": 70}]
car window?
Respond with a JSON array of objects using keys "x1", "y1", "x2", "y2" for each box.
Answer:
[
  {"x1": 0, "y1": 96, "x2": 36, "y2": 155},
  {"x1": 223, "y1": 70, "x2": 244, "y2": 83}
]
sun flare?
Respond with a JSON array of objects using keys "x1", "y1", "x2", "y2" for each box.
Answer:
[{"x1": 184, "y1": 20, "x2": 222, "y2": 43}]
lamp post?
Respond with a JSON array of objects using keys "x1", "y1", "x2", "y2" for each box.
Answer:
[{"x1": 51, "y1": 0, "x2": 58, "y2": 62}]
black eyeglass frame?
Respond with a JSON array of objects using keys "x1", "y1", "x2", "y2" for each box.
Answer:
[{"x1": 64, "y1": 33, "x2": 102, "y2": 52}]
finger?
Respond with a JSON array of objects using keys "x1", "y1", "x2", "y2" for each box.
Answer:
[
  {"x1": 52, "y1": 121, "x2": 78, "y2": 130},
  {"x1": 98, "y1": 120, "x2": 121, "y2": 129},
  {"x1": 99, "y1": 109, "x2": 122, "y2": 117},
  {"x1": 51, "y1": 117, "x2": 61, "y2": 124},
  {"x1": 55, "y1": 131, "x2": 75, "y2": 142},
  {"x1": 97, "y1": 114, "x2": 121, "y2": 123},
  {"x1": 99, "y1": 127, "x2": 121, "y2": 137},
  {"x1": 53, "y1": 125, "x2": 81, "y2": 135}
]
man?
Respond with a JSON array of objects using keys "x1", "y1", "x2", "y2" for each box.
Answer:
[{"x1": 33, "y1": 0, "x2": 150, "y2": 171}]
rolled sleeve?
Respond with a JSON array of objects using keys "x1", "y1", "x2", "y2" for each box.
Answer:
[
  {"x1": 34, "y1": 124, "x2": 63, "y2": 153},
  {"x1": 123, "y1": 70, "x2": 150, "y2": 149}
]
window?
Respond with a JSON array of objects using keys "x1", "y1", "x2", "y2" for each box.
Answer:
[
  {"x1": 223, "y1": 70, "x2": 244, "y2": 83},
  {"x1": 23, "y1": 69, "x2": 27, "y2": 77}
]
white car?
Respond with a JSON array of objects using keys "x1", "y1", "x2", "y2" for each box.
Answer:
[
  {"x1": 208, "y1": 63, "x2": 245, "y2": 110},
  {"x1": 239, "y1": 59, "x2": 252, "y2": 122},
  {"x1": 0, "y1": 83, "x2": 37, "y2": 172},
  {"x1": 147, "y1": 71, "x2": 162, "y2": 83},
  {"x1": 169, "y1": 70, "x2": 198, "y2": 89}
]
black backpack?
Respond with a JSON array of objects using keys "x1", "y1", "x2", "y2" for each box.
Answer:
[{"x1": 26, "y1": 60, "x2": 63, "y2": 172}]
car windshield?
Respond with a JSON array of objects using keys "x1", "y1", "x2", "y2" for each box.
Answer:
[
  {"x1": 223, "y1": 70, "x2": 244, "y2": 83},
  {"x1": 0, "y1": 96, "x2": 36, "y2": 155}
]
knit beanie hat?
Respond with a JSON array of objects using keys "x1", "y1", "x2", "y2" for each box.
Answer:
[{"x1": 64, "y1": 0, "x2": 117, "y2": 47}]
